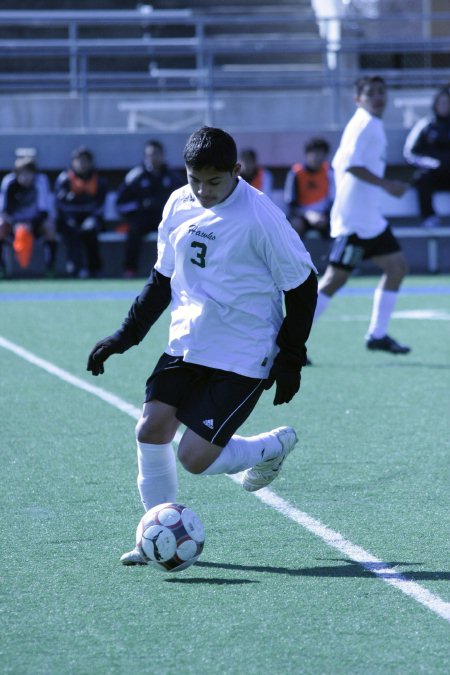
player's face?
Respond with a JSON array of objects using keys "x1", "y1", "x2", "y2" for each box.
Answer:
[
  {"x1": 16, "y1": 169, "x2": 35, "y2": 188},
  {"x1": 144, "y1": 144, "x2": 164, "y2": 170},
  {"x1": 72, "y1": 155, "x2": 93, "y2": 177},
  {"x1": 356, "y1": 81, "x2": 387, "y2": 118},
  {"x1": 435, "y1": 92, "x2": 450, "y2": 118},
  {"x1": 186, "y1": 164, "x2": 240, "y2": 208},
  {"x1": 305, "y1": 149, "x2": 327, "y2": 171},
  {"x1": 240, "y1": 156, "x2": 257, "y2": 176}
]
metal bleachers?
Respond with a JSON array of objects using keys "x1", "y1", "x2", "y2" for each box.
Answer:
[{"x1": 2, "y1": 6, "x2": 450, "y2": 132}]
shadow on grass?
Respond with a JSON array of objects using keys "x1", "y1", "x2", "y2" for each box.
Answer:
[
  {"x1": 164, "y1": 577, "x2": 258, "y2": 585},
  {"x1": 188, "y1": 558, "x2": 450, "y2": 581}
]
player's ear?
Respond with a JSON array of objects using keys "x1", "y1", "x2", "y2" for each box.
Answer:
[{"x1": 233, "y1": 163, "x2": 241, "y2": 177}]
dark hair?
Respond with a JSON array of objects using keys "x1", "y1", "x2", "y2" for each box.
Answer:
[
  {"x1": 183, "y1": 126, "x2": 237, "y2": 172},
  {"x1": 239, "y1": 148, "x2": 257, "y2": 162},
  {"x1": 304, "y1": 137, "x2": 330, "y2": 154},
  {"x1": 354, "y1": 75, "x2": 386, "y2": 96},
  {"x1": 145, "y1": 139, "x2": 164, "y2": 153},
  {"x1": 72, "y1": 146, "x2": 94, "y2": 162}
]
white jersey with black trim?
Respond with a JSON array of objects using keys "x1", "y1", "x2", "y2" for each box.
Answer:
[
  {"x1": 330, "y1": 106, "x2": 388, "y2": 239},
  {"x1": 155, "y1": 177, "x2": 316, "y2": 378}
]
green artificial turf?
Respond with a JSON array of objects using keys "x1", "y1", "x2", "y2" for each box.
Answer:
[{"x1": 1, "y1": 276, "x2": 449, "y2": 674}]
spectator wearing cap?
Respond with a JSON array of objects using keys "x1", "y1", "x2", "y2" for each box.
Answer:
[{"x1": 0, "y1": 155, "x2": 57, "y2": 278}]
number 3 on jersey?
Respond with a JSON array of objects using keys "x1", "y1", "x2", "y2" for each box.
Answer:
[{"x1": 190, "y1": 241, "x2": 207, "y2": 268}]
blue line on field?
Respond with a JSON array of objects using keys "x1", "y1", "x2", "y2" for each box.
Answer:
[
  {"x1": 0, "y1": 290, "x2": 139, "y2": 302},
  {"x1": 0, "y1": 285, "x2": 449, "y2": 302}
]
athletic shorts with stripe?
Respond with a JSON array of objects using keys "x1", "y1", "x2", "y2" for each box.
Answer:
[
  {"x1": 327, "y1": 225, "x2": 401, "y2": 271},
  {"x1": 144, "y1": 353, "x2": 267, "y2": 447}
]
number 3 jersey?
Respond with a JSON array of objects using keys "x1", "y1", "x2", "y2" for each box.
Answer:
[{"x1": 155, "y1": 177, "x2": 316, "y2": 379}]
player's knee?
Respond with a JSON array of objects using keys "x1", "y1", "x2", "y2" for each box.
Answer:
[
  {"x1": 177, "y1": 444, "x2": 207, "y2": 475},
  {"x1": 397, "y1": 256, "x2": 409, "y2": 278},
  {"x1": 135, "y1": 416, "x2": 159, "y2": 444},
  {"x1": 319, "y1": 271, "x2": 345, "y2": 296},
  {"x1": 388, "y1": 254, "x2": 408, "y2": 283},
  {"x1": 135, "y1": 417, "x2": 146, "y2": 442}
]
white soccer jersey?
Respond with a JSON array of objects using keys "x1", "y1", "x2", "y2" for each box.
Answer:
[
  {"x1": 155, "y1": 177, "x2": 316, "y2": 378},
  {"x1": 330, "y1": 106, "x2": 388, "y2": 239}
]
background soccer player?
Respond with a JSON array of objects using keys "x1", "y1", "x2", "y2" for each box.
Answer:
[{"x1": 313, "y1": 75, "x2": 411, "y2": 354}]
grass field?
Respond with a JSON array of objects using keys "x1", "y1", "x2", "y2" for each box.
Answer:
[{"x1": 1, "y1": 275, "x2": 449, "y2": 674}]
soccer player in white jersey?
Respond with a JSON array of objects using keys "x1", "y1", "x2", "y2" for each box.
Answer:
[
  {"x1": 87, "y1": 127, "x2": 318, "y2": 565},
  {"x1": 314, "y1": 75, "x2": 411, "y2": 354}
]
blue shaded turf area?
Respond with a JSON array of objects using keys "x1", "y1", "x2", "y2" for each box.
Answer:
[{"x1": 1, "y1": 284, "x2": 449, "y2": 302}]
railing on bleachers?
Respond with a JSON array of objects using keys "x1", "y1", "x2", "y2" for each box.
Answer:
[{"x1": 1, "y1": 8, "x2": 450, "y2": 129}]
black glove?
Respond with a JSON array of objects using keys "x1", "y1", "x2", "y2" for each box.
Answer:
[
  {"x1": 86, "y1": 334, "x2": 126, "y2": 376},
  {"x1": 264, "y1": 356, "x2": 302, "y2": 406}
]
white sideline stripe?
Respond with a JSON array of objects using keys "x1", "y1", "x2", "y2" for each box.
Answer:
[
  {"x1": 228, "y1": 475, "x2": 450, "y2": 623},
  {"x1": 1, "y1": 334, "x2": 449, "y2": 624},
  {"x1": 323, "y1": 309, "x2": 450, "y2": 322},
  {"x1": 0, "y1": 335, "x2": 142, "y2": 420}
]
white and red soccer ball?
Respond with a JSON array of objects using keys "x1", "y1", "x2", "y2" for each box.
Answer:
[{"x1": 136, "y1": 502, "x2": 205, "y2": 572}]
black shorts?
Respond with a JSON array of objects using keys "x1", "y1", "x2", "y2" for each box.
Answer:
[
  {"x1": 144, "y1": 353, "x2": 266, "y2": 447},
  {"x1": 328, "y1": 225, "x2": 401, "y2": 271}
]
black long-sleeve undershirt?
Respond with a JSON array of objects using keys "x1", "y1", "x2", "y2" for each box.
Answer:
[
  {"x1": 276, "y1": 270, "x2": 318, "y2": 368},
  {"x1": 112, "y1": 268, "x2": 172, "y2": 351}
]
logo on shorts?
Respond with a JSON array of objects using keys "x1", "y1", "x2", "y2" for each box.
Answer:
[{"x1": 202, "y1": 418, "x2": 214, "y2": 429}]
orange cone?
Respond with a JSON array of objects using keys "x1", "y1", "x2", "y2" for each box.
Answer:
[{"x1": 13, "y1": 224, "x2": 34, "y2": 268}]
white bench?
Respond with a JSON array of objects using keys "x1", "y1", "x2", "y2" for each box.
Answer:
[
  {"x1": 272, "y1": 188, "x2": 450, "y2": 219},
  {"x1": 391, "y1": 225, "x2": 450, "y2": 273},
  {"x1": 118, "y1": 98, "x2": 225, "y2": 132},
  {"x1": 381, "y1": 188, "x2": 450, "y2": 218},
  {"x1": 380, "y1": 189, "x2": 419, "y2": 217}
]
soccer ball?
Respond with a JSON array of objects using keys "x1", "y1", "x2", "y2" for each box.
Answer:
[{"x1": 136, "y1": 502, "x2": 205, "y2": 572}]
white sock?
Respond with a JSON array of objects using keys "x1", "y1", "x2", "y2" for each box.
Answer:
[
  {"x1": 137, "y1": 441, "x2": 178, "y2": 511},
  {"x1": 201, "y1": 430, "x2": 283, "y2": 476},
  {"x1": 313, "y1": 291, "x2": 331, "y2": 321},
  {"x1": 367, "y1": 289, "x2": 398, "y2": 339}
]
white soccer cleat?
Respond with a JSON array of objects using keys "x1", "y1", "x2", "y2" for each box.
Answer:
[
  {"x1": 120, "y1": 546, "x2": 148, "y2": 566},
  {"x1": 242, "y1": 426, "x2": 298, "y2": 492}
]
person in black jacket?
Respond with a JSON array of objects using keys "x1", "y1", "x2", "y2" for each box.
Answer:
[
  {"x1": 55, "y1": 147, "x2": 107, "y2": 278},
  {"x1": 403, "y1": 86, "x2": 450, "y2": 228},
  {"x1": 115, "y1": 139, "x2": 183, "y2": 277}
]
